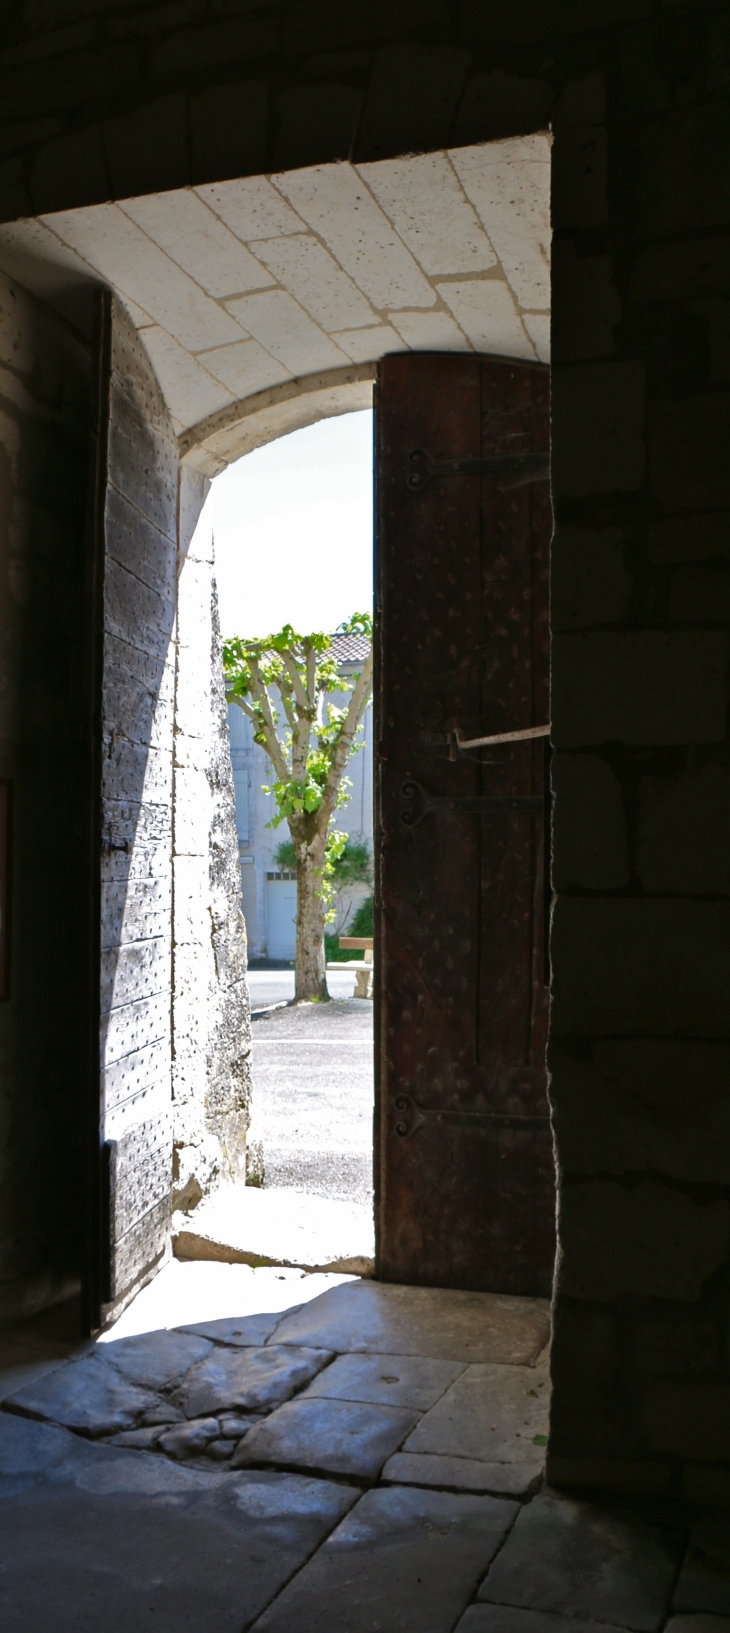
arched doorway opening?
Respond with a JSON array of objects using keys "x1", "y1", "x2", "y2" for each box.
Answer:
[{"x1": 0, "y1": 137, "x2": 552, "y2": 1331}]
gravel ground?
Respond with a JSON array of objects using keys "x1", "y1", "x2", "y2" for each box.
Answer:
[
  {"x1": 247, "y1": 967, "x2": 361, "y2": 1010},
  {"x1": 249, "y1": 981, "x2": 373, "y2": 1207}
]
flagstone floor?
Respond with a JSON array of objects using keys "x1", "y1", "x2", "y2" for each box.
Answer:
[{"x1": 0, "y1": 1276, "x2": 729, "y2": 1631}]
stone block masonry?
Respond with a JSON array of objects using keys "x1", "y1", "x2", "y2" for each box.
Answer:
[
  {"x1": 172, "y1": 464, "x2": 252, "y2": 1214},
  {"x1": 204, "y1": 586, "x2": 253, "y2": 1182},
  {"x1": 547, "y1": 9, "x2": 730, "y2": 1505}
]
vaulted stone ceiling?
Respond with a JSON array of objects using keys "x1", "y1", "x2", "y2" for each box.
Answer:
[{"x1": 0, "y1": 136, "x2": 550, "y2": 472}]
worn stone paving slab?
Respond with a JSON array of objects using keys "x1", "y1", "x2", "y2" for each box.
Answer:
[
  {"x1": 382, "y1": 1451, "x2": 543, "y2": 1498},
  {"x1": 219, "y1": 1410, "x2": 262, "y2": 1437},
  {"x1": 0, "y1": 1411, "x2": 356, "y2": 1632},
  {"x1": 139, "y1": 1401, "x2": 184, "y2": 1425},
  {"x1": 273, "y1": 1280, "x2": 550, "y2": 1365},
  {"x1": 233, "y1": 1395, "x2": 417, "y2": 1480},
  {"x1": 101, "y1": 1329, "x2": 213, "y2": 1391},
  {"x1": 0, "y1": 1297, "x2": 94, "y2": 1409},
  {"x1": 0, "y1": 1343, "x2": 71, "y2": 1403},
  {"x1": 668, "y1": 1619, "x2": 730, "y2": 1632},
  {"x1": 478, "y1": 1490, "x2": 682, "y2": 1632},
  {"x1": 209, "y1": 1438, "x2": 237, "y2": 1461},
  {"x1": 5, "y1": 1295, "x2": 91, "y2": 1357},
  {"x1": 175, "y1": 1343, "x2": 333, "y2": 1417},
  {"x1": 250, "y1": 1484, "x2": 518, "y2": 1633},
  {"x1": 5, "y1": 1355, "x2": 161, "y2": 1437},
  {"x1": 109, "y1": 1425, "x2": 167, "y2": 1450},
  {"x1": 0, "y1": 1409, "x2": 107, "y2": 1478},
  {"x1": 456, "y1": 1607, "x2": 633, "y2": 1633},
  {"x1": 158, "y1": 1417, "x2": 221, "y2": 1459},
  {"x1": 176, "y1": 1311, "x2": 299, "y2": 1348},
  {"x1": 674, "y1": 1519, "x2": 730, "y2": 1614},
  {"x1": 404, "y1": 1362, "x2": 550, "y2": 1464},
  {"x1": 299, "y1": 1351, "x2": 464, "y2": 1411}
]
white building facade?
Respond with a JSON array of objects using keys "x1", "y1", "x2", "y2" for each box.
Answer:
[{"x1": 227, "y1": 634, "x2": 373, "y2": 961}]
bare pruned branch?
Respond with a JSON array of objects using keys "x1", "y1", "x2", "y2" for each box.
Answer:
[
  {"x1": 228, "y1": 694, "x2": 257, "y2": 723},
  {"x1": 281, "y1": 650, "x2": 312, "y2": 718},
  {"x1": 248, "y1": 658, "x2": 290, "y2": 784},
  {"x1": 305, "y1": 643, "x2": 317, "y2": 712}
]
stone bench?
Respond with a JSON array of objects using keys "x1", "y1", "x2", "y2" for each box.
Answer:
[{"x1": 327, "y1": 936, "x2": 373, "y2": 999}]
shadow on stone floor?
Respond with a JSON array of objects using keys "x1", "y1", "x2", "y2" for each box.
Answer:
[{"x1": 0, "y1": 1280, "x2": 728, "y2": 1632}]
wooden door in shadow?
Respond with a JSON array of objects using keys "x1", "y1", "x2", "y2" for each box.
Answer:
[{"x1": 374, "y1": 352, "x2": 554, "y2": 1296}]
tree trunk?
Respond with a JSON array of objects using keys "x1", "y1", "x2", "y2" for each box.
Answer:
[{"x1": 292, "y1": 827, "x2": 329, "y2": 1002}]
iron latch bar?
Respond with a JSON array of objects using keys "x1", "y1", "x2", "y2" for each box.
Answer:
[
  {"x1": 401, "y1": 778, "x2": 543, "y2": 829},
  {"x1": 453, "y1": 723, "x2": 551, "y2": 751},
  {"x1": 394, "y1": 1094, "x2": 551, "y2": 1139},
  {"x1": 406, "y1": 448, "x2": 549, "y2": 493}
]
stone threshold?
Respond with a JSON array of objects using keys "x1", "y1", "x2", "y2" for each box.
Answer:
[{"x1": 173, "y1": 1183, "x2": 375, "y2": 1276}]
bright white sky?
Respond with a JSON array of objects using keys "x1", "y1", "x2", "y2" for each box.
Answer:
[{"x1": 199, "y1": 409, "x2": 373, "y2": 640}]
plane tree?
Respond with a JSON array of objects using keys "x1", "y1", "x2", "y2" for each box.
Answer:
[{"x1": 223, "y1": 614, "x2": 373, "y2": 1002}]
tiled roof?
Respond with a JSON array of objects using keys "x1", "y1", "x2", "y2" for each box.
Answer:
[{"x1": 329, "y1": 632, "x2": 371, "y2": 664}]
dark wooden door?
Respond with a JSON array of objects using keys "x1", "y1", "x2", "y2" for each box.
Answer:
[
  {"x1": 374, "y1": 352, "x2": 554, "y2": 1297},
  {"x1": 85, "y1": 292, "x2": 177, "y2": 1329}
]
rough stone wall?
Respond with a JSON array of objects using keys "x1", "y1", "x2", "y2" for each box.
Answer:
[
  {"x1": 173, "y1": 465, "x2": 252, "y2": 1211},
  {"x1": 0, "y1": 0, "x2": 729, "y2": 1502},
  {"x1": 547, "y1": 35, "x2": 730, "y2": 1506},
  {"x1": 205, "y1": 587, "x2": 253, "y2": 1181},
  {"x1": 548, "y1": 44, "x2": 730, "y2": 1495},
  {"x1": 0, "y1": 268, "x2": 90, "y2": 1322}
]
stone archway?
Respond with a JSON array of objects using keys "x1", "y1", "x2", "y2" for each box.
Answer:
[{"x1": 0, "y1": 141, "x2": 550, "y2": 474}]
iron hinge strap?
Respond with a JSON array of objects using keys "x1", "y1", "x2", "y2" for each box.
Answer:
[
  {"x1": 394, "y1": 1095, "x2": 551, "y2": 1139},
  {"x1": 406, "y1": 448, "x2": 549, "y2": 492},
  {"x1": 400, "y1": 779, "x2": 543, "y2": 829}
]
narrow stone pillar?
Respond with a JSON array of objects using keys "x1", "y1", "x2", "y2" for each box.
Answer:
[
  {"x1": 205, "y1": 587, "x2": 253, "y2": 1181},
  {"x1": 172, "y1": 466, "x2": 252, "y2": 1211}
]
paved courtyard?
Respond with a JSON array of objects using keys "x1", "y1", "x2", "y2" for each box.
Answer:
[
  {"x1": 248, "y1": 973, "x2": 374, "y2": 1208},
  {"x1": 1, "y1": 1272, "x2": 729, "y2": 1630},
  {"x1": 169, "y1": 974, "x2": 373, "y2": 1276}
]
